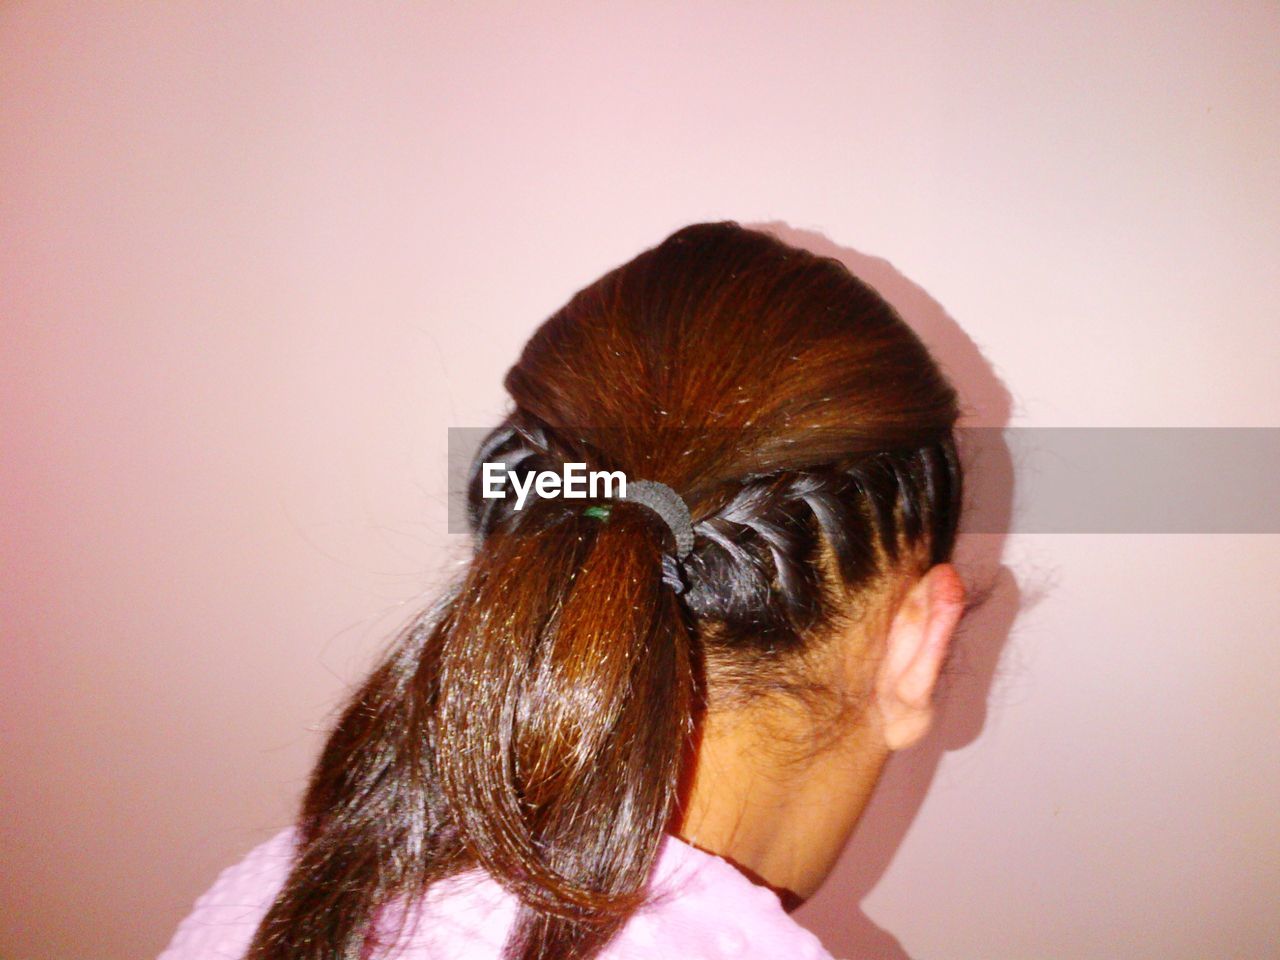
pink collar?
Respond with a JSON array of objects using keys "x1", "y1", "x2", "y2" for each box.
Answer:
[
  {"x1": 159, "y1": 827, "x2": 837, "y2": 960},
  {"x1": 372, "y1": 831, "x2": 835, "y2": 959}
]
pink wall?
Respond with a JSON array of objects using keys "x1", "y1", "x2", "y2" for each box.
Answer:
[{"x1": 3, "y1": 4, "x2": 1277, "y2": 958}]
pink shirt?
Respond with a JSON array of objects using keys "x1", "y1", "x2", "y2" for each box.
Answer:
[{"x1": 159, "y1": 827, "x2": 839, "y2": 959}]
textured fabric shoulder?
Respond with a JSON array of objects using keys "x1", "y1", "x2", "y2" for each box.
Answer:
[
  {"x1": 158, "y1": 827, "x2": 298, "y2": 960},
  {"x1": 157, "y1": 828, "x2": 840, "y2": 960}
]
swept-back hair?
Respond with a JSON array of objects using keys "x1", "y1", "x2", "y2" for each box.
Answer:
[{"x1": 246, "y1": 221, "x2": 963, "y2": 960}]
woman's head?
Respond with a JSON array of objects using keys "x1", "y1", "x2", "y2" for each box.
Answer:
[{"x1": 248, "y1": 221, "x2": 966, "y2": 960}]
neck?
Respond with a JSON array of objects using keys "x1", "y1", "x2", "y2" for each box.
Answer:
[{"x1": 674, "y1": 705, "x2": 888, "y2": 903}]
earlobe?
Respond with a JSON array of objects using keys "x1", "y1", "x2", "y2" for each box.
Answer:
[{"x1": 874, "y1": 563, "x2": 966, "y2": 752}]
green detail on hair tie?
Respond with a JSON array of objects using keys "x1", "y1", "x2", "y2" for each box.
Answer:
[{"x1": 583, "y1": 505, "x2": 612, "y2": 520}]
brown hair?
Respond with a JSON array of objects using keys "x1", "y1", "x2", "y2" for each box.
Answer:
[{"x1": 246, "y1": 221, "x2": 963, "y2": 960}]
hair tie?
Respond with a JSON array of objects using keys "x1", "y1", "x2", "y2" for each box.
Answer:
[
  {"x1": 585, "y1": 478, "x2": 694, "y2": 594},
  {"x1": 621, "y1": 480, "x2": 695, "y2": 560}
]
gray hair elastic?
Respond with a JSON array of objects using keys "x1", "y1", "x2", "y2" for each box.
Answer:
[
  {"x1": 621, "y1": 480, "x2": 695, "y2": 560},
  {"x1": 586, "y1": 478, "x2": 694, "y2": 593}
]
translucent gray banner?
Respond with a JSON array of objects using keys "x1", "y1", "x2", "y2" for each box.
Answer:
[{"x1": 446, "y1": 427, "x2": 1280, "y2": 535}]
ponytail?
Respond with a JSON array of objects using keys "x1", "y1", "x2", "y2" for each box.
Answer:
[
  {"x1": 248, "y1": 497, "x2": 697, "y2": 960},
  {"x1": 437, "y1": 507, "x2": 695, "y2": 956}
]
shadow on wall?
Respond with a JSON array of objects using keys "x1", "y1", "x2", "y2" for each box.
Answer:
[{"x1": 752, "y1": 222, "x2": 1024, "y2": 960}]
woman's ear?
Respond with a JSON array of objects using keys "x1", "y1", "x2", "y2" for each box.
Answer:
[{"x1": 872, "y1": 562, "x2": 967, "y2": 751}]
